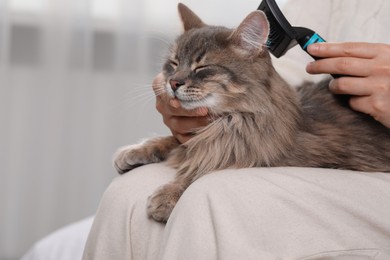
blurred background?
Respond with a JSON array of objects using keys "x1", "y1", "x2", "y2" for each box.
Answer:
[{"x1": 0, "y1": 0, "x2": 286, "y2": 258}]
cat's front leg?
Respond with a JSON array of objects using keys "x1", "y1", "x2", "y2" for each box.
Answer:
[
  {"x1": 113, "y1": 136, "x2": 180, "y2": 174},
  {"x1": 147, "y1": 179, "x2": 188, "y2": 222}
]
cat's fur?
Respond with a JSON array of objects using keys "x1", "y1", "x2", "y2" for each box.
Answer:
[{"x1": 115, "y1": 3, "x2": 390, "y2": 222}]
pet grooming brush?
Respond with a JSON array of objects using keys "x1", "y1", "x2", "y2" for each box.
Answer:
[{"x1": 257, "y1": 0, "x2": 326, "y2": 59}]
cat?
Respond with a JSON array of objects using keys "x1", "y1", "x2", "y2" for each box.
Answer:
[{"x1": 114, "y1": 3, "x2": 390, "y2": 223}]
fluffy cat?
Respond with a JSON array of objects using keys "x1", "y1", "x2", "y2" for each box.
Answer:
[{"x1": 114, "y1": 3, "x2": 390, "y2": 222}]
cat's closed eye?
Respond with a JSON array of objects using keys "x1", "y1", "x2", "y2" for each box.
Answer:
[
  {"x1": 169, "y1": 60, "x2": 178, "y2": 69},
  {"x1": 194, "y1": 65, "x2": 209, "y2": 73}
]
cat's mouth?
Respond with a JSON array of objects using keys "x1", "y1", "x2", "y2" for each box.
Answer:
[
  {"x1": 165, "y1": 82, "x2": 217, "y2": 110},
  {"x1": 177, "y1": 94, "x2": 216, "y2": 110}
]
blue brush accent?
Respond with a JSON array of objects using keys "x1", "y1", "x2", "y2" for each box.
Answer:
[
  {"x1": 266, "y1": 39, "x2": 272, "y2": 48},
  {"x1": 303, "y1": 33, "x2": 325, "y2": 50}
]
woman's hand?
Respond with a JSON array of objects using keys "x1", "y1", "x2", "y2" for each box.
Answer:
[
  {"x1": 152, "y1": 73, "x2": 210, "y2": 143},
  {"x1": 306, "y1": 42, "x2": 390, "y2": 128}
]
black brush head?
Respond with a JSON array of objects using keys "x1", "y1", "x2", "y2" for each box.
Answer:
[{"x1": 258, "y1": 0, "x2": 298, "y2": 58}]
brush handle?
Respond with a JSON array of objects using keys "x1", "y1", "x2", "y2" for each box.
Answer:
[
  {"x1": 301, "y1": 33, "x2": 326, "y2": 50},
  {"x1": 294, "y1": 27, "x2": 341, "y2": 78}
]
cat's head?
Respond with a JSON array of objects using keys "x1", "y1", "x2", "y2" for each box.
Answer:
[{"x1": 161, "y1": 3, "x2": 273, "y2": 114}]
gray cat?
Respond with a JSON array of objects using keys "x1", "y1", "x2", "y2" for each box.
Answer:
[{"x1": 115, "y1": 3, "x2": 390, "y2": 222}]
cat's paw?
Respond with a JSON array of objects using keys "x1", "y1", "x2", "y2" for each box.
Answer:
[
  {"x1": 114, "y1": 136, "x2": 179, "y2": 174},
  {"x1": 147, "y1": 183, "x2": 184, "y2": 223},
  {"x1": 113, "y1": 143, "x2": 160, "y2": 174}
]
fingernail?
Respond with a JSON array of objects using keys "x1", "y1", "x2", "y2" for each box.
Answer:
[
  {"x1": 169, "y1": 99, "x2": 180, "y2": 108},
  {"x1": 328, "y1": 79, "x2": 335, "y2": 89},
  {"x1": 306, "y1": 61, "x2": 315, "y2": 72},
  {"x1": 308, "y1": 43, "x2": 321, "y2": 53}
]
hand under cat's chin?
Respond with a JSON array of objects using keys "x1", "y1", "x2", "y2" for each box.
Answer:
[{"x1": 169, "y1": 98, "x2": 181, "y2": 109}]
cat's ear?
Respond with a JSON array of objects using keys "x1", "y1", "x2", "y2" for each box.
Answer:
[
  {"x1": 178, "y1": 3, "x2": 205, "y2": 31},
  {"x1": 230, "y1": 11, "x2": 270, "y2": 55}
]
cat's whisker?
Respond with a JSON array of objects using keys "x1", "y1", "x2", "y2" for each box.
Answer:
[
  {"x1": 130, "y1": 82, "x2": 167, "y2": 97},
  {"x1": 144, "y1": 32, "x2": 176, "y2": 69},
  {"x1": 118, "y1": 93, "x2": 153, "y2": 110},
  {"x1": 112, "y1": 81, "x2": 169, "y2": 112},
  {"x1": 145, "y1": 32, "x2": 172, "y2": 47},
  {"x1": 108, "y1": 83, "x2": 163, "y2": 113},
  {"x1": 105, "y1": 86, "x2": 149, "y2": 112},
  {"x1": 153, "y1": 87, "x2": 168, "y2": 98}
]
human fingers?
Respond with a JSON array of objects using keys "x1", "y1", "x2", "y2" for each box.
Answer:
[
  {"x1": 307, "y1": 42, "x2": 390, "y2": 128},
  {"x1": 306, "y1": 57, "x2": 372, "y2": 77},
  {"x1": 157, "y1": 104, "x2": 209, "y2": 143},
  {"x1": 329, "y1": 75, "x2": 390, "y2": 128},
  {"x1": 156, "y1": 94, "x2": 209, "y2": 143},
  {"x1": 328, "y1": 77, "x2": 374, "y2": 96},
  {"x1": 350, "y1": 94, "x2": 390, "y2": 128},
  {"x1": 163, "y1": 115, "x2": 210, "y2": 135},
  {"x1": 164, "y1": 115, "x2": 210, "y2": 143},
  {"x1": 307, "y1": 42, "x2": 382, "y2": 59},
  {"x1": 306, "y1": 43, "x2": 390, "y2": 76}
]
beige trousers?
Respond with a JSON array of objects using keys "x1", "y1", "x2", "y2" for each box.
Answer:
[{"x1": 83, "y1": 163, "x2": 390, "y2": 260}]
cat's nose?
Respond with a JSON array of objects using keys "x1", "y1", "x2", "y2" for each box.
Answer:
[{"x1": 169, "y1": 79, "x2": 185, "y2": 92}]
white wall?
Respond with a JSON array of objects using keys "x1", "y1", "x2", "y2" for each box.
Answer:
[{"x1": 0, "y1": 0, "x2": 286, "y2": 258}]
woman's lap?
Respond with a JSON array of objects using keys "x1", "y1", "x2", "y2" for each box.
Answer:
[{"x1": 83, "y1": 164, "x2": 390, "y2": 260}]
